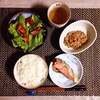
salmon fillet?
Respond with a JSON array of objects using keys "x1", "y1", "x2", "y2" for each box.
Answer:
[{"x1": 52, "y1": 58, "x2": 78, "y2": 83}]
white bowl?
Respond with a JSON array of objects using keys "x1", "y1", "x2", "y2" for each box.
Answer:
[
  {"x1": 13, "y1": 54, "x2": 48, "y2": 89},
  {"x1": 59, "y1": 20, "x2": 97, "y2": 54},
  {"x1": 49, "y1": 53, "x2": 83, "y2": 88}
]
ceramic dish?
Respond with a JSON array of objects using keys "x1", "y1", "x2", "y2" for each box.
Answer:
[
  {"x1": 59, "y1": 20, "x2": 97, "y2": 54},
  {"x1": 47, "y1": 1, "x2": 71, "y2": 28},
  {"x1": 49, "y1": 53, "x2": 83, "y2": 88},
  {"x1": 8, "y1": 12, "x2": 47, "y2": 53},
  {"x1": 13, "y1": 54, "x2": 48, "y2": 89}
]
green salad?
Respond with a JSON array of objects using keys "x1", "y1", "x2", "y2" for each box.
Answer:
[{"x1": 8, "y1": 13, "x2": 46, "y2": 52}]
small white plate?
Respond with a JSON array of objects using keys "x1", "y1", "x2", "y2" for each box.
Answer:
[
  {"x1": 49, "y1": 53, "x2": 83, "y2": 88},
  {"x1": 59, "y1": 20, "x2": 97, "y2": 54}
]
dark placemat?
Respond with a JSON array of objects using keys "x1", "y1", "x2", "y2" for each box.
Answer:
[{"x1": 0, "y1": 8, "x2": 100, "y2": 96}]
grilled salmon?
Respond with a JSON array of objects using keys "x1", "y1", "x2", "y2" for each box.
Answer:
[{"x1": 52, "y1": 58, "x2": 78, "y2": 83}]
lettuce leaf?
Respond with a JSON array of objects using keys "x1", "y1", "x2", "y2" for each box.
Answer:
[
  {"x1": 28, "y1": 29, "x2": 45, "y2": 51},
  {"x1": 18, "y1": 14, "x2": 25, "y2": 27},
  {"x1": 12, "y1": 36, "x2": 29, "y2": 52},
  {"x1": 8, "y1": 24, "x2": 19, "y2": 37},
  {"x1": 31, "y1": 15, "x2": 43, "y2": 27}
]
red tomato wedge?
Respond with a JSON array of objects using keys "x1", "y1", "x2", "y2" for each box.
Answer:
[
  {"x1": 23, "y1": 36, "x2": 29, "y2": 43},
  {"x1": 17, "y1": 24, "x2": 27, "y2": 34},
  {"x1": 30, "y1": 27, "x2": 41, "y2": 36},
  {"x1": 25, "y1": 18, "x2": 35, "y2": 25}
]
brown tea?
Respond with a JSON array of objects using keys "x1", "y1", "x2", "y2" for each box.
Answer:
[{"x1": 49, "y1": 7, "x2": 68, "y2": 24}]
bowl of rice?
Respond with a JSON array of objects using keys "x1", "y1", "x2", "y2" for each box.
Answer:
[{"x1": 13, "y1": 54, "x2": 48, "y2": 89}]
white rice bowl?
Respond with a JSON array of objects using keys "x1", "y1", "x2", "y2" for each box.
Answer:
[{"x1": 13, "y1": 54, "x2": 48, "y2": 89}]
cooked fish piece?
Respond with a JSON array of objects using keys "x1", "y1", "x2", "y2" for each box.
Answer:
[{"x1": 52, "y1": 58, "x2": 78, "y2": 83}]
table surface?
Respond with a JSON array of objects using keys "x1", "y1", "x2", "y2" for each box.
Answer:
[
  {"x1": 0, "y1": 0, "x2": 100, "y2": 8},
  {"x1": 0, "y1": 0, "x2": 100, "y2": 100}
]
